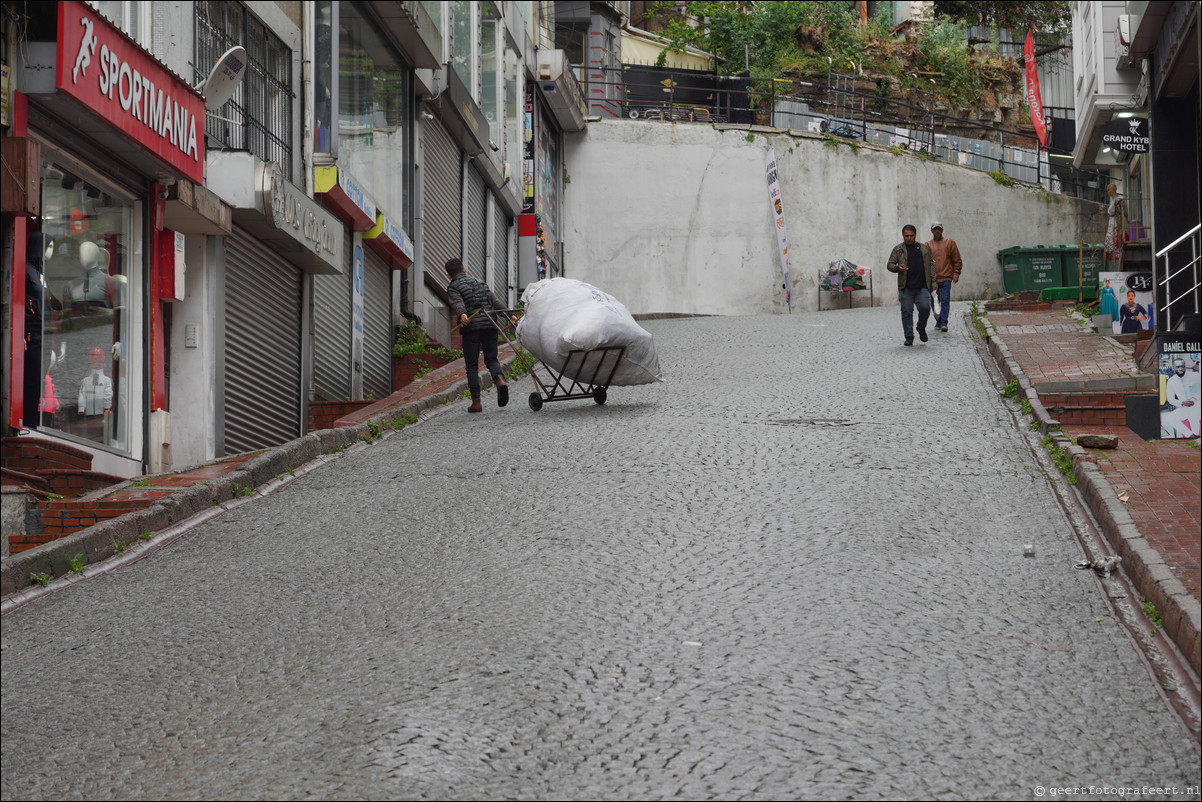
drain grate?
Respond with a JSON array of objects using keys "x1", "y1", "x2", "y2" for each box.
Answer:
[{"x1": 765, "y1": 418, "x2": 856, "y2": 426}]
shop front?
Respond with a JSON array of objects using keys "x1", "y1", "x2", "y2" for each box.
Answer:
[
  {"x1": 205, "y1": 154, "x2": 343, "y2": 455},
  {"x1": 7, "y1": 1, "x2": 208, "y2": 477}
]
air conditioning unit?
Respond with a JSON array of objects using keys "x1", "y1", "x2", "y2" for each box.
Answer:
[
  {"x1": 1117, "y1": 14, "x2": 1133, "y2": 46},
  {"x1": 1115, "y1": 16, "x2": 1136, "y2": 69}
]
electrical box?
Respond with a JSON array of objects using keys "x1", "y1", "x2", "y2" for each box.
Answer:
[{"x1": 157, "y1": 229, "x2": 186, "y2": 301}]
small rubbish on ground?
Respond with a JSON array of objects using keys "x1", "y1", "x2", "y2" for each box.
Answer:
[{"x1": 1075, "y1": 555, "x2": 1122, "y2": 576}]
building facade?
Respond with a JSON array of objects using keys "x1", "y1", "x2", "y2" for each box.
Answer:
[
  {"x1": 1071, "y1": 0, "x2": 1200, "y2": 333},
  {"x1": 2, "y1": 1, "x2": 589, "y2": 480}
]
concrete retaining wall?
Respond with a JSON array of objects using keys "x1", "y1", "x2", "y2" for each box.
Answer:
[{"x1": 562, "y1": 120, "x2": 1102, "y2": 316}]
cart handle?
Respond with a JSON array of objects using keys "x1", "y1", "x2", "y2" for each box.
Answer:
[{"x1": 451, "y1": 309, "x2": 522, "y2": 333}]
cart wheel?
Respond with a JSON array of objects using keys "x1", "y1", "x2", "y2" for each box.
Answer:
[
  {"x1": 593, "y1": 386, "x2": 608, "y2": 405},
  {"x1": 528, "y1": 392, "x2": 543, "y2": 411}
]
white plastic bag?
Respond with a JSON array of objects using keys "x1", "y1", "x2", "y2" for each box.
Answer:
[{"x1": 517, "y1": 278, "x2": 663, "y2": 386}]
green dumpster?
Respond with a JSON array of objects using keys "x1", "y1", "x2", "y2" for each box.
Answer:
[
  {"x1": 1061, "y1": 244, "x2": 1104, "y2": 289},
  {"x1": 998, "y1": 246, "x2": 1065, "y2": 293}
]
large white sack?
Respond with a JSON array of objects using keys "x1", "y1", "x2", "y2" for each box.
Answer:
[{"x1": 517, "y1": 278, "x2": 663, "y2": 386}]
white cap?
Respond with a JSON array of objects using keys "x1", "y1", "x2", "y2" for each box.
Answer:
[{"x1": 931, "y1": 221, "x2": 944, "y2": 230}]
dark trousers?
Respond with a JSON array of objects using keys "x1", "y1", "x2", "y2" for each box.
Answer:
[
  {"x1": 461, "y1": 327, "x2": 502, "y2": 396},
  {"x1": 898, "y1": 287, "x2": 931, "y2": 339}
]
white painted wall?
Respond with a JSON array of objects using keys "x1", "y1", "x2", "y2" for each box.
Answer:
[
  {"x1": 166, "y1": 235, "x2": 218, "y2": 470},
  {"x1": 562, "y1": 120, "x2": 1101, "y2": 316}
]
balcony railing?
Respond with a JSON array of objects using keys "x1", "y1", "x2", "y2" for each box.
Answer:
[
  {"x1": 595, "y1": 65, "x2": 1109, "y2": 205},
  {"x1": 1157, "y1": 224, "x2": 1201, "y2": 332}
]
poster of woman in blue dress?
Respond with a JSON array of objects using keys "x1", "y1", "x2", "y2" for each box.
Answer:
[{"x1": 1098, "y1": 271, "x2": 1154, "y2": 334}]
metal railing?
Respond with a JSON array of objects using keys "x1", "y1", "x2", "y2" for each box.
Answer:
[
  {"x1": 1156, "y1": 224, "x2": 1201, "y2": 332},
  {"x1": 602, "y1": 66, "x2": 1109, "y2": 205}
]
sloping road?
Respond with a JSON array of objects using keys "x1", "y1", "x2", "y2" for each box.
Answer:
[{"x1": 3, "y1": 307, "x2": 1199, "y2": 800}]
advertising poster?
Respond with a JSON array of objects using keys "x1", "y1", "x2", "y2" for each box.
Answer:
[
  {"x1": 765, "y1": 149, "x2": 790, "y2": 311},
  {"x1": 1158, "y1": 333, "x2": 1200, "y2": 439},
  {"x1": 1098, "y1": 271, "x2": 1155, "y2": 334}
]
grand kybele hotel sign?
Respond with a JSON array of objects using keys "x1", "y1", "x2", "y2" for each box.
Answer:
[{"x1": 1101, "y1": 116, "x2": 1149, "y2": 154}]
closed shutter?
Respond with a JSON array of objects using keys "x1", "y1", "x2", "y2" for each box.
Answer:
[
  {"x1": 312, "y1": 229, "x2": 353, "y2": 401},
  {"x1": 493, "y1": 201, "x2": 510, "y2": 302},
  {"x1": 423, "y1": 118, "x2": 462, "y2": 298},
  {"x1": 362, "y1": 247, "x2": 393, "y2": 399},
  {"x1": 224, "y1": 226, "x2": 303, "y2": 455},
  {"x1": 464, "y1": 164, "x2": 487, "y2": 283}
]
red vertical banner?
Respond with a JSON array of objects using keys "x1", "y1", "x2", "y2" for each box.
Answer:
[
  {"x1": 1024, "y1": 31, "x2": 1047, "y2": 148},
  {"x1": 8, "y1": 91, "x2": 29, "y2": 429}
]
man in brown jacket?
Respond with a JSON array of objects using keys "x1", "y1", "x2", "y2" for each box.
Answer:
[{"x1": 926, "y1": 221, "x2": 963, "y2": 332}]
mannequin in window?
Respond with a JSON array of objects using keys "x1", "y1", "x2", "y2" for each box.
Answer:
[
  {"x1": 67, "y1": 240, "x2": 118, "y2": 306},
  {"x1": 78, "y1": 345, "x2": 113, "y2": 441}
]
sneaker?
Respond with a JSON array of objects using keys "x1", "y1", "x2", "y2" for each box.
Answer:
[
  {"x1": 904, "y1": 338, "x2": 914, "y2": 346},
  {"x1": 940, "y1": 325, "x2": 948, "y2": 332},
  {"x1": 918, "y1": 328, "x2": 928, "y2": 342}
]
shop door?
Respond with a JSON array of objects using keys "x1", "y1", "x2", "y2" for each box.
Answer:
[
  {"x1": 464, "y1": 164, "x2": 487, "y2": 283},
  {"x1": 494, "y1": 202, "x2": 511, "y2": 301},
  {"x1": 362, "y1": 247, "x2": 393, "y2": 399},
  {"x1": 223, "y1": 227, "x2": 303, "y2": 455},
  {"x1": 312, "y1": 230, "x2": 354, "y2": 402},
  {"x1": 423, "y1": 118, "x2": 463, "y2": 299}
]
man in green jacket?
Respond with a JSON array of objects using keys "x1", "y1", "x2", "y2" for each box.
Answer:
[{"x1": 886, "y1": 224, "x2": 936, "y2": 346}]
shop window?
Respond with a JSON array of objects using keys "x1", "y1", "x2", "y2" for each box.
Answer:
[
  {"x1": 451, "y1": 1, "x2": 477, "y2": 95},
  {"x1": 29, "y1": 160, "x2": 137, "y2": 455},
  {"x1": 482, "y1": 12, "x2": 499, "y2": 144},
  {"x1": 195, "y1": 0, "x2": 293, "y2": 180},
  {"x1": 336, "y1": 2, "x2": 414, "y2": 223}
]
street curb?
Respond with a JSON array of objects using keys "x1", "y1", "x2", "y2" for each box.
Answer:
[
  {"x1": 982, "y1": 318, "x2": 1201, "y2": 677},
  {"x1": 1, "y1": 356, "x2": 518, "y2": 604}
]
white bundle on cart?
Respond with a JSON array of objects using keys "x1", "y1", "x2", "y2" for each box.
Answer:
[{"x1": 517, "y1": 278, "x2": 663, "y2": 386}]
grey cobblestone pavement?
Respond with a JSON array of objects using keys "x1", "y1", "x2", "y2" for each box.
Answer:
[{"x1": 2, "y1": 306, "x2": 1200, "y2": 801}]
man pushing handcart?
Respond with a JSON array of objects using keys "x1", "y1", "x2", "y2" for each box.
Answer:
[{"x1": 491, "y1": 278, "x2": 663, "y2": 412}]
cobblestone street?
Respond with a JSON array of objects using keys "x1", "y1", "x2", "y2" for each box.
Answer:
[{"x1": 2, "y1": 307, "x2": 1199, "y2": 801}]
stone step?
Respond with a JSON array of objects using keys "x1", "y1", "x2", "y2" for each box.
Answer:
[
  {"x1": 1, "y1": 436, "x2": 93, "y2": 473},
  {"x1": 1040, "y1": 391, "x2": 1157, "y2": 427}
]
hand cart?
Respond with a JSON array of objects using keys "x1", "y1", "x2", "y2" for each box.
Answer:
[{"x1": 477, "y1": 308, "x2": 626, "y2": 412}]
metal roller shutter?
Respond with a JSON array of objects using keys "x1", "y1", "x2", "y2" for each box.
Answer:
[
  {"x1": 464, "y1": 164, "x2": 487, "y2": 283},
  {"x1": 423, "y1": 118, "x2": 462, "y2": 298},
  {"x1": 493, "y1": 201, "x2": 510, "y2": 301},
  {"x1": 362, "y1": 247, "x2": 393, "y2": 400},
  {"x1": 223, "y1": 227, "x2": 303, "y2": 455},
  {"x1": 312, "y1": 229, "x2": 354, "y2": 402}
]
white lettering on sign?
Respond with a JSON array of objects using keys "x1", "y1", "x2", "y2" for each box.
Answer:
[
  {"x1": 270, "y1": 171, "x2": 340, "y2": 258},
  {"x1": 74, "y1": 16, "x2": 199, "y2": 164}
]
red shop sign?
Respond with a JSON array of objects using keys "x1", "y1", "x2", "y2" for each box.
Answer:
[{"x1": 55, "y1": 1, "x2": 205, "y2": 183}]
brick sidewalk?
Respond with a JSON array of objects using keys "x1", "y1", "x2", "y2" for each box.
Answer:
[{"x1": 985, "y1": 305, "x2": 1200, "y2": 599}]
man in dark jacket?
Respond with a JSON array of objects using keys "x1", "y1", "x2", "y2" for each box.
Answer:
[
  {"x1": 885, "y1": 224, "x2": 936, "y2": 346},
  {"x1": 446, "y1": 258, "x2": 509, "y2": 413}
]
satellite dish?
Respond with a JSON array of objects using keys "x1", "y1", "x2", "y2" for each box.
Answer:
[{"x1": 199, "y1": 46, "x2": 248, "y2": 111}]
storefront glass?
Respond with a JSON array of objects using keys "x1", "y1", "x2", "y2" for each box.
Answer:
[
  {"x1": 482, "y1": 11, "x2": 499, "y2": 145},
  {"x1": 338, "y1": 1, "x2": 413, "y2": 224},
  {"x1": 505, "y1": 43, "x2": 522, "y2": 192},
  {"x1": 536, "y1": 115, "x2": 560, "y2": 273},
  {"x1": 31, "y1": 158, "x2": 137, "y2": 454}
]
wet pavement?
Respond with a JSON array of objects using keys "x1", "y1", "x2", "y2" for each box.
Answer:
[
  {"x1": 982, "y1": 303, "x2": 1200, "y2": 673},
  {"x1": 1, "y1": 303, "x2": 1199, "y2": 801}
]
